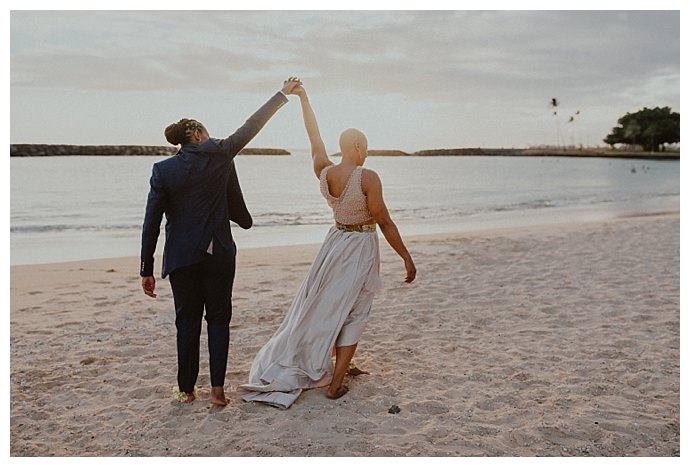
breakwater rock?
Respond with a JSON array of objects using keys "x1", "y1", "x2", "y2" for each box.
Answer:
[
  {"x1": 331, "y1": 148, "x2": 525, "y2": 157},
  {"x1": 330, "y1": 149, "x2": 412, "y2": 157},
  {"x1": 9, "y1": 144, "x2": 290, "y2": 157},
  {"x1": 331, "y1": 147, "x2": 678, "y2": 159},
  {"x1": 331, "y1": 148, "x2": 521, "y2": 157},
  {"x1": 412, "y1": 148, "x2": 522, "y2": 156}
]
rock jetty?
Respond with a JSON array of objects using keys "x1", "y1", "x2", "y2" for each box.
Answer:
[
  {"x1": 10, "y1": 144, "x2": 677, "y2": 160},
  {"x1": 9, "y1": 144, "x2": 290, "y2": 157}
]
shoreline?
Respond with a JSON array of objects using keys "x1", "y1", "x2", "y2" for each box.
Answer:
[
  {"x1": 9, "y1": 144, "x2": 291, "y2": 157},
  {"x1": 9, "y1": 210, "x2": 680, "y2": 270},
  {"x1": 10, "y1": 144, "x2": 679, "y2": 160},
  {"x1": 10, "y1": 212, "x2": 679, "y2": 456}
]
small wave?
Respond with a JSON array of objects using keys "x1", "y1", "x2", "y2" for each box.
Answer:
[
  {"x1": 256, "y1": 211, "x2": 331, "y2": 226},
  {"x1": 10, "y1": 223, "x2": 141, "y2": 234},
  {"x1": 491, "y1": 199, "x2": 558, "y2": 212}
]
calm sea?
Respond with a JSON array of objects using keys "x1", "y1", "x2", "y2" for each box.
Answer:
[{"x1": 10, "y1": 152, "x2": 679, "y2": 266}]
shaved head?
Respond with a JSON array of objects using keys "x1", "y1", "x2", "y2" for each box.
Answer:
[{"x1": 339, "y1": 128, "x2": 368, "y2": 155}]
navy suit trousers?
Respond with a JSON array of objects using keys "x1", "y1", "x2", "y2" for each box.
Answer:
[{"x1": 169, "y1": 242, "x2": 236, "y2": 393}]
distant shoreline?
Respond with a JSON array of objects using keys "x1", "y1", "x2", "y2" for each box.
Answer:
[
  {"x1": 9, "y1": 144, "x2": 290, "y2": 157},
  {"x1": 9, "y1": 144, "x2": 679, "y2": 160},
  {"x1": 338, "y1": 148, "x2": 680, "y2": 160}
]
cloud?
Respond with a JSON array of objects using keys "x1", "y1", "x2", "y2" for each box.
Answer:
[
  {"x1": 9, "y1": 10, "x2": 679, "y2": 148},
  {"x1": 11, "y1": 11, "x2": 679, "y2": 99}
]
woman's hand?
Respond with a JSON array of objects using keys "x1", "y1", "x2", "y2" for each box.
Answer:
[
  {"x1": 292, "y1": 85, "x2": 307, "y2": 98},
  {"x1": 404, "y1": 257, "x2": 416, "y2": 283},
  {"x1": 281, "y1": 76, "x2": 302, "y2": 95}
]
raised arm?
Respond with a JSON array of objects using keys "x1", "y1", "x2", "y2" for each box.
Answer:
[
  {"x1": 293, "y1": 86, "x2": 333, "y2": 178},
  {"x1": 217, "y1": 78, "x2": 302, "y2": 157},
  {"x1": 362, "y1": 169, "x2": 416, "y2": 283}
]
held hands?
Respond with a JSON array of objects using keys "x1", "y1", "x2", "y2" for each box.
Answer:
[
  {"x1": 281, "y1": 76, "x2": 303, "y2": 95},
  {"x1": 292, "y1": 85, "x2": 306, "y2": 98}
]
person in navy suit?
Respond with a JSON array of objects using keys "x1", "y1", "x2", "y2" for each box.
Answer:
[{"x1": 140, "y1": 77, "x2": 302, "y2": 405}]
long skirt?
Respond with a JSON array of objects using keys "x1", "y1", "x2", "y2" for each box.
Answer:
[{"x1": 237, "y1": 226, "x2": 381, "y2": 409}]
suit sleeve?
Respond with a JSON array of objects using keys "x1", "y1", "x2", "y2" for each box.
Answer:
[
  {"x1": 140, "y1": 164, "x2": 167, "y2": 277},
  {"x1": 218, "y1": 92, "x2": 289, "y2": 156},
  {"x1": 227, "y1": 161, "x2": 253, "y2": 229}
]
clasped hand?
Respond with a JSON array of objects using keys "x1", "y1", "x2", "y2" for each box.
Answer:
[{"x1": 281, "y1": 76, "x2": 303, "y2": 95}]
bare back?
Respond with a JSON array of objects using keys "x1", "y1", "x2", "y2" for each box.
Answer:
[
  {"x1": 325, "y1": 164, "x2": 358, "y2": 198},
  {"x1": 320, "y1": 165, "x2": 375, "y2": 226}
]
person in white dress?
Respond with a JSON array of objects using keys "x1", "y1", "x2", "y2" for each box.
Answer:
[{"x1": 237, "y1": 84, "x2": 416, "y2": 409}]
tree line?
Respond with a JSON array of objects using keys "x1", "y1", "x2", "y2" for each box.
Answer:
[{"x1": 604, "y1": 107, "x2": 679, "y2": 152}]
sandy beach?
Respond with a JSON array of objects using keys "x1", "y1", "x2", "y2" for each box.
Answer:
[{"x1": 9, "y1": 213, "x2": 679, "y2": 457}]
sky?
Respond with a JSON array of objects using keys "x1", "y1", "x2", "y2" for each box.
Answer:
[{"x1": 8, "y1": 6, "x2": 681, "y2": 153}]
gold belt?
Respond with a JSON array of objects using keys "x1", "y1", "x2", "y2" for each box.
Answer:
[{"x1": 335, "y1": 222, "x2": 376, "y2": 233}]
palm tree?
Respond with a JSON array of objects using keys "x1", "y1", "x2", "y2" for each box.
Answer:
[
  {"x1": 567, "y1": 110, "x2": 582, "y2": 148},
  {"x1": 550, "y1": 98, "x2": 564, "y2": 149}
]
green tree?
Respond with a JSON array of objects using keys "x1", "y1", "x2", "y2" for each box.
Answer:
[{"x1": 604, "y1": 107, "x2": 680, "y2": 152}]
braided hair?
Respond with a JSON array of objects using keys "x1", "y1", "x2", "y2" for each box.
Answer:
[{"x1": 164, "y1": 118, "x2": 204, "y2": 146}]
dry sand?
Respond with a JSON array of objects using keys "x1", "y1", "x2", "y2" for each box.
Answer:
[{"x1": 9, "y1": 214, "x2": 680, "y2": 456}]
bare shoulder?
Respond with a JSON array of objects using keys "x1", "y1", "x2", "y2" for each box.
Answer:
[
  {"x1": 361, "y1": 167, "x2": 381, "y2": 182},
  {"x1": 317, "y1": 162, "x2": 333, "y2": 177},
  {"x1": 361, "y1": 168, "x2": 382, "y2": 193},
  {"x1": 313, "y1": 157, "x2": 334, "y2": 179},
  {"x1": 316, "y1": 160, "x2": 334, "y2": 174}
]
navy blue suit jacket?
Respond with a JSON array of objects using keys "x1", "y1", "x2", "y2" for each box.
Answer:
[{"x1": 140, "y1": 92, "x2": 288, "y2": 278}]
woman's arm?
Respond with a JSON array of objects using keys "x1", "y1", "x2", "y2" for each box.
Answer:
[
  {"x1": 362, "y1": 169, "x2": 417, "y2": 283},
  {"x1": 294, "y1": 86, "x2": 333, "y2": 178}
]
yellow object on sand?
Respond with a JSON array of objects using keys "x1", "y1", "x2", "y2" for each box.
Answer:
[{"x1": 172, "y1": 386, "x2": 198, "y2": 402}]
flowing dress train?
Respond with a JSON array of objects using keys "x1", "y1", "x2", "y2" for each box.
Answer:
[{"x1": 238, "y1": 166, "x2": 381, "y2": 409}]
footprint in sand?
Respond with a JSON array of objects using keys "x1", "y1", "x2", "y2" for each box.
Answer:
[
  {"x1": 80, "y1": 356, "x2": 97, "y2": 365},
  {"x1": 54, "y1": 321, "x2": 81, "y2": 329},
  {"x1": 24, "y1": 329, "x2": 53, "y2": 335},
  {"x1": 406, "y1": 400, "x2": 449, "y2": 415},
  {"x1": 127, "y1": 386, "x2": 157, "y2": 400}
]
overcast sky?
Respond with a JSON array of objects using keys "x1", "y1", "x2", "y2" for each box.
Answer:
[{"x1": 9, "y1": 9, "x2": 680, "y2": 152}]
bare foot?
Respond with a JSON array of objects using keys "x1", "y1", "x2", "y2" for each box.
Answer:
[
  {"x1": 173, "y1": 387, "x2": 196, "y2": 403},
  {"x1": 209, "y1": 386, "x2": 228, "y2": 406},
  {"x1": 347, "y1": 364, "x2": 370, "y2": 376},
  {"x1": 326, "y1": 385, "x2": 349, "y2": 399}
]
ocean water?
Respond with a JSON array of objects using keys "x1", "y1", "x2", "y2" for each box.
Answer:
[{"x1": 10, "y1": 152, "x2": 679, "y2": 266}]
